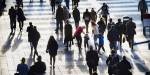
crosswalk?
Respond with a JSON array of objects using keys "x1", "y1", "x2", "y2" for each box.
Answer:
[{"x1": 0, "y1": 0, "x2": 150, "y2": 75}]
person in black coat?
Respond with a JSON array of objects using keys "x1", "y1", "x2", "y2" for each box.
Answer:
[
  {"x1": 8, "y1": 6, "x2": 17, "y2": 34},
  {"x1": 17, "y1": 7, "x2": 26, "y2": 31},
  {"x1": 50, "y1": 0, "x2": 55, "y2": 14},
  {"x1": 32, "y1": 26, "x2": 40, "y2": 60},
  {"x1": 86, "y1": 46, "x2": 99, "y2": 75},
  {"x1": 118, "y1": 56, "x2": 132, "y2": 75},
  {"x1": 46, "y1": 35, "x2": 58, "y2": 68},
  {"x1": 26, "y1": 22, "x2": 34, "y2": 53},
  {"x1": 83, "y1": 9, "x2": 91, "y2": 33},
  {"x1": 72, "y1": 6, "x2": 80, "y2": 28},
  {"x1": 28, "y1": 56, "x2": 46, "y2": 75},
  {"x1": 65, "y1": 0, "x2": 70, "y2": 9},
  {"x1": 64, "y1": 20, "x2": 73, "y2": 50},
  {"x1": 56, "y1": 5, "x2": 64, "y2": 34},
  {"x1": 97, "y1": 17, "x2": 106, "y2": 35}
]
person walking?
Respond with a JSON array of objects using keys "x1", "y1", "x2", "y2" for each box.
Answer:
[
  {"x1": 56, "y1": 5, "x2": 64, "y2": 34},
  {"x1": 90, "y1": 8, "x2": 97, "y2": 23},
  {"x1": 74, "y1": 26, "x2": 85, "y2": 54},
  {"x1": 28, "y1": 56, "x2": 46, "y2": 75},
  {"x1": 83, "y1": 9, "x2": 91, "y2": 33},
  {"x1": 65, "y1": 0, "x2": 70, "y2": 9},
  {"x1": 17, "y1": 7, "x2": 26, "y2": 32},
  {"x1": 98, "y1": 33, "x2": 105, "y2": 54},
  {"x1": 32, "y1": 26, "x2": 40, "y2": 60},
  {"x1": 26, "y1": 22, "x2": 34, "y2": 53},
  {"x1": 17, "y1": 57, "x2": 29, "y2": 75},
  {"x1": 72, "y1": 6, "x2": 80, "y2": 28},
  {"x1": 97, "y1": 17, "x2": 106, "y2": 35},
  {"x1": 86, "y1": 46, "x2": 99, "y2": 75},
  {"x1": 107, "y1": 18, "x2": 114, "y2": 31},
  {"x1": 138, "y1": 0, "x2": 148, "y2": 21},
  {"x1": 63, "y1": 6, "x2": 70, "y2": 24},
  {"x1": 8, "y1": 6, "x2": 17, "y2": 34},
  {"x1": 106, "y1": 50, "x2": 120, "y2": 75},
  {"x1": 125, "y1": 18, "x2": 136, "y2": 50},
  {"x1": 97, "y1": 3, "x2": 109, "y2": 25},
  {"x1": 64, "y1": 20, "x2": 73, "y2": 50},
  {"x1": 46, "y1": 36, "x2": 58, "y2": 68},
  {"x1": 50, "y1": 0, "x2": 55, "y2": 14},
  {"x1": 118, "y1": 56, "x2": 132, "y2": 75}
]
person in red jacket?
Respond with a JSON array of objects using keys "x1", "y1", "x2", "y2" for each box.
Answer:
[{"x1": 74, "y1": 26, "x2": 85, "y2": 54}]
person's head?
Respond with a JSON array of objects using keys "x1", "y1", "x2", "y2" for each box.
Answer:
[
  {"x1": 89, "y1": 46, "x2": 93, "y2": 51},
  {"x1": 111, "y1": 50, "x2": 116, "y2": 55},
  {"x1": 109, "y1": 18, "x2": 112, "y2": 22},
  {"x1": 11, "y1": 6, "x2": 14, "y2": 9},
  {"x1": 123, "y1": 56, "x2": 127, "y2": 60},
  {"x1": 66, "y1": 20, "x2": 69, "y2": 24},
  {"x1": 58, "y1": 4, "x2": 61, "y2": 8},
  {"x1": 91, "y1": 8, "x2": 94, "y2": 11},
  {"x1": 86, "y1": 9, "x2": 88, "y2": 12},
  {"x1": 21, "y1": 57, "x2": 25, "y2": 64},
  {"x1": 103, "y1": 3, "x2": 106, "y2": 6},
  {"x1": 129, "y1": 18, "x2": 132, "y2": 22},
  {"x1": 29, "y1": 22, "x2": 33, "y2": 26},
  {"x1": 37, "y1": 56, "x2": 42, "y2": 62},
  {"x1": 50, "y1": 35, "x2": 55, "y2": 41},
  {"x1": 118, "y1": 18, "x2": 121, "y2": 22}
]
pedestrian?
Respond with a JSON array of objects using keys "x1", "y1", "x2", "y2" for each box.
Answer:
[
  {"x1": 8, "y1": 6, "x2": 17, "y2": 34},
  {"x1": 50, "y1": 0, "x2": 55, "y2": 14},
  {"x1": 46, "y1": 36, "x2": 58, "y2": 68},
  {"x1": 65, "y1": 0, "x2": 70, "y2": 9},
  {"x1": 84, "y1": 33, "x2": 89, "y2": 50},
  {"x1": 90, "y1": 8, "x2": 97, "y2": 23},
  {"x1": 107, "y1": 25, "x2": 119, "y2": 50},
  {"x1": 17, "y1": 7, "x2": 26, "y2": 31},
  {"x1": 74, "y1": 26, "x2": 85, "y2": 54},
  {"x1": 64, "y1": 20, "x2": 73, "y2": 50},
  {"x1": 97, "y1": 17, "x2": 106, "y2": 35},
  {"x1": 72, "y1": 0, "x2": 80, "y2": 7},
  {"x1": 16, "y1": 57, "x2": 29, "y2": 75},
  {"x1": 32, "y1": 26, "x2": 40, "y2": 61},
  {"x1": 26, "y1": 22, "x2": 34, "y2": 53},
  {"x1": 83, "y1": 9, "x2": 91, "y2": 33},
  {"x1": 86, "y1": 46, "x2": 99, "y2": 75},
  {"x1": 28, "y1": 56, "x2": 46, "y2": 75},
  {"x1": 106, "y1": 50, "x2": 120, "y2": 75},
  {"x1": 107, "y1": 18, "x2": 114, "y2": 31},
  {"x1": 56, "y1": 5, "x2": 64, "y2": 34},
  {"x1": 138, "y1": 0, "x2": 148, "y2": 21},
  {"x1": 16, "y1": 0, "x2": 23, "y2": 8},
  {"x1": 98, "y1": 33, "x2": 105, "y2": 54},
  {"x1": 97, "y1": 3, "x2": 109, "y2": 25},
  {"x1": 63, "y1": 6, "x2": 70, "y2": 24},
  {"x1": 91, "y1": 22, "x2": 99, "y2": 50},
  {"x1": 72, "y1": 6, "x2": 80, "y2": 28},
  {"x1": 115, "y1": 18, "x2": 124, "y2": 47},
  {"x1": 125, "y1": 18, "x2": 136, "y2": 50},
  {"x1": 118, "y1": 56, "x2": 132, "y2": 75}
]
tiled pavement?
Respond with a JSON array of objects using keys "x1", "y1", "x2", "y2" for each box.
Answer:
[{"x1": 0, "y1": 0, "x2": 150, "y2": 75}]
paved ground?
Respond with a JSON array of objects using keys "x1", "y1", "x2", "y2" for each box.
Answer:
[{"x1": 0, "y1": 0, "x2": 150, "y2": 75}]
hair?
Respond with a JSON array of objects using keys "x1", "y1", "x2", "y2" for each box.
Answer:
[{"x1": 21, "y1": 57, "x2": 25, "y2": 63}]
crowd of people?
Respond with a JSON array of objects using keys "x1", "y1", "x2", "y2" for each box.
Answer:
[{"x1": 2, "y1": 0, "x2": 148, "y2": 75}]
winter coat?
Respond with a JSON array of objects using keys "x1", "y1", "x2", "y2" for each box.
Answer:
[
  {"x1": 56, "y1": 6, "x2": 64, "y2": 21},
  {"x1": 64, "y1": 23, "x2": 72, "y2": 41},
  {"x1": 83, "y1": 11, "x2": 91, "y2": 22},
  {"x1": 46, "y1": 39, "x2": 58, "y2": 56},
  {"x1": 72, "y1": 8, "x2": 80, "y2": 22}
]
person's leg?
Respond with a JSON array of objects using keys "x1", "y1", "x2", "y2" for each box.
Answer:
[
  {"x1": 85, "y1": 21, "x2": 89, "y2": 33},
  {"x1": 53, "y1": 56, "x2": 56, "y2": 68},
  {"x1": 10, "y1": 20, "x2": 13, "y2": 33},
  {"x1": 79, "y1": 36, "x2": 82, "y2": 53},
  {"x1": 30, "y1": 42, "x2": 33, "y2": 53},
  {"x1": 21, "y1": 21, "x2": 24, "y2": 31},
  {"x1": 19, "y1": 21, "x2": 22, "y2": 31},
  {"x1": 13, "y1": 20, "x2": 16, "y2": 33},
  {"x1": 56, "y1": 20, "x2": 59, "y2": 34},
  {"x1": 89, "y1": 67, "x2": 92, "y2": 75},
  {"x1": 50, "y1": 55, "x2": 52, "y2": 66},
  {"x1": 93, "y1": 66, "x2": 97, "y2": 73},
  {"x1": 60, "y1": 20, "x2": 63, "y2": 33}
]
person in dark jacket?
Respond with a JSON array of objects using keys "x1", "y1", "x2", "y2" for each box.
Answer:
[
  {"x1": 17, "y1": 57, "x2": 29, "y2": 75},
  {"x1": 118, "y1": 56, "x2": 132, "y2": 75},
  {"x1": 72, "y1": 6, "x2": 80, "y2": 28},
  {"x1": 64, "y1": 20, "x2": 73, "y2": 50},
  {"x1": 86, "y1": 46, "x2": 99, "y2": 75},
  {"x1": 8, "y1": 6, "x2": 17, "y2": 34},
  {"x1": 26, "y1": 22, "x2": 34, "y2": 53},
  {"x1": 65, "y1": 0, "x2": 70, "y2": 9},
  {"x1": 50, "y1": 0, "x2": 55, "y2": 14},
  {"x1": 125, "y1": 18, "x2": 136, "y2": 49},
  {"x1": 115, "y1": 18, "x2": 124, "y2": 47},
  {"x1": 83, "y1": 9, "x2": 91, "y2": 33},
  {"x1": 17, "y1": 7, "x2": 26, "y2": 32},
  {"x1": 56, "y1": 5, "x2": 64, "y2": 34},
  {"x1": 32, "y1": 26, "x2": 40, "y2": 60},
  {"x1": 90, "y1": 8, "x2": 97, "y2": 23},
  {"x1": 16, "y1": 0, "x2": 23, "y2": 8},
  {"x1": 97, "y1": 17, "x2": 106, "y2": 35},
  {"x1": 138, "y1": 0, "x2": 148, "y2": 21},
  {"x1": 29, "y1": 56, "x2": 46, "y2": 75},
  {"x1": 46, "y1": 35, "x2": 58, "y2": 68},
  {"x1": 107, "y1": 18, "x2": 114, "y2": 31},
  {"x1": 97, "y1": 3, "x2": 109, "y2": 25},
  {"x1": 107, "y1": 25, "x2": 119, "y2": 50},
  {"x1": 106, "y1": 50, "x2": 120, "y2": 75}
]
